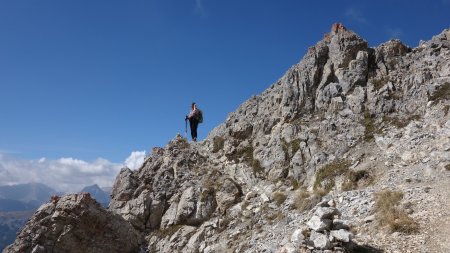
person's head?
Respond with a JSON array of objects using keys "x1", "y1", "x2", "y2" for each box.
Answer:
[{"x1": 191, "y1": 102, "x2": 196, "y2": 110}]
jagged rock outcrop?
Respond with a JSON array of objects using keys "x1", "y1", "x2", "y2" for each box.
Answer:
[
  {"x1": 3, "y1": 193, "x2": 142, "y2": 253},
  {"x1": 5, "y1": 23, "x2": 450, "y2": 253}
]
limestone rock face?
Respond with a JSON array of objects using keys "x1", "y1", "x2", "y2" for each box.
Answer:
[
  {"x1": 3, "y1": 193, "x2": 142, "y2": 253},
  {"x1": 5, "y1": 24, "x2": 450, "y2": 253}
]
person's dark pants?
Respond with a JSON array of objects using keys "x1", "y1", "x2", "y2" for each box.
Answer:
[{"x1": 189, "y1": 118, "x2": 199, "y2": 141}]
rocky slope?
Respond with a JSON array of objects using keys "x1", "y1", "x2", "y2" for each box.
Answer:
[{"x1": 4, "y1": 24, "x2": 450, "y2": 253}]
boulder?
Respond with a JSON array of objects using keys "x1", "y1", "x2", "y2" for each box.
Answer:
[
  {"x1": 306, "y1": 216, "x2": 332, "y2": 232},
  {"x1": 314, "y1": 206, "x2": 339, "y2": 219},
  {"x1": 309, "y1": 231, "x2": 331, "y2": 250},
  {"x1": 4, "y1": 193, "x2": 142, "y2": 253},
  {"x1": 330, "y1": 229, "x2": 353, "y2": 243}
]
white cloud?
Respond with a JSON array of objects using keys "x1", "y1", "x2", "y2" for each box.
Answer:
[
  {"x1": 345, "y1": 8, "x2": 367, "y2": 24},
  {"x1": 124, "y1": 151, "x2": 147, "y2": 170},
  {"x1": 0, "y1": 151, "x2": 147, "y2": 193}
]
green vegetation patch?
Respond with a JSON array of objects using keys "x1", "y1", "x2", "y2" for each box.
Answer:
[
  {"x1": 313, "y1": 159, "x2": 351, "y2": 194},
  {"x1": 226, "y1": 145, "x2": 264, "y2": 177},
  {"x1": 362, "y1": 111, "x2": 381, "y2": 142},
  {"x1": 281, "y1": 138, "x2": 302, "y2": 161},
  {"x1": 152, "y1": 225, "x2": 184, "y2": 238},
  {"x1": 289, "y1": 178, "x2": 301, "y2": 190},
  {"x1": 430, "y1": 82, "x2": 450, "y2": 105},
  {"x1": 371, "y1": 77, "x2": 389, "y2": 91},
  {"x1": 382, "y1": 115, "x2": 421, "y2": 129},
  {"x1": 212, "y1": 136, "x2": 225, "y2": 153},
  {"x1": 342, "y1": 169, "x2": 373, "y2": 191}
]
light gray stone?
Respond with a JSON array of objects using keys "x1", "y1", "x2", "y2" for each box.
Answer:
[
  {"x1": 290, "y1": 228, "x2": 307, "y2": 245},
  {"x1": 307, "y1": 216, "x2": 332, "y2": 232},
  {"x1": 309, "y1": 230, "x2": 331, "y2": 250},
  {"x1": 330, "y1": 229, "x2": 353, "y2": 243},
  {"x1": 314, "y1": 206, "x2": 339, "y2": 219}
]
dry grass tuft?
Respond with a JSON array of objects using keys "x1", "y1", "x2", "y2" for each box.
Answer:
[
  {"x1": 445, "y1": 164, "x2": 450, "y2": 171},
  {"x1": 272, "y1": 191, "x2": 287, "y2": 206},
  {"x1": 293, "y1": 190, "x2": 321, "y2": 212},
  {"x1": 342, "y1": 169, "x2": 373, "y2": 191},
  {"x1": 362, "y1": 111, "x2": 381, "y2": 142},
  {"x1": 430, "y1": 82, "x2": 450, "y2": 105},
  {"x1": 375, "y1": 190, "x2": 418, "y2": 234},
  {"x1": 372, "y1": 77, "x2": 389, "y2": 91},
  {"x1": 382, "y1": 115, "x2": 421, "y2": 129},
  {"x1": 212, "y1": 136, "x2": 225, "y2": 153},
  {"x1": 313, "y1": 159, "x2": 351, "y2": 194}
]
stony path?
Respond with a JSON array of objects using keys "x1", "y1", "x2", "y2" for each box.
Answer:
[{"x1": 426, "y1": 176, "x2": 450, "y2": 253}]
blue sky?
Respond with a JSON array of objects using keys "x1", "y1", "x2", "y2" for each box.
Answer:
[{"x1": 0, "y1": 0, "x2": 449, "y2": 191}]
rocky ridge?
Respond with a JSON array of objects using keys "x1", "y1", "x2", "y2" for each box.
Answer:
[{"x1": 4, "y1": 24, "x2": 450, "y2": 253}]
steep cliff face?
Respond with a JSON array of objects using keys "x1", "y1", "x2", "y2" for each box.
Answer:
[{"x1": 5, "y1": 24, "x2": 450, "y2": 253}]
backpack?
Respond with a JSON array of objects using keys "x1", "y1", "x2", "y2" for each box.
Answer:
[{"x1": 197, "y1": 109, "x2": 203, "y2": 123}]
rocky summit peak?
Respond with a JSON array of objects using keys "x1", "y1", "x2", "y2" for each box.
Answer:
[
  {"x1": 5, "y1": 24, "x2": 450, "y2": 253},
  {"x1": 331, "y1": 22, "x2": 347, "y2": 34}
]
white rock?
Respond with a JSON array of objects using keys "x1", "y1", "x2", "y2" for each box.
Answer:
[
  {"x1": 260, "y1": 193, "x2": 270, "y2": 203},
  {"x1": 307, "y1": 216, "x2": 332, "y2": 232},
  {"x1": 330, "y1": 229, "x2": 353, "y2": 243},
  {"x1": 309, "y1": 230, "x2": 331, "y2": 250},
  {"x1": 364, "y1": 215, "x2": 375, "y2": 223},
  {"x1": 245, "y1": 191, "x2": 257, "y2": 200},
  {"x1": 314, "y1": 207, "x2": 338, "y2": 219},
  {"x1": 290, "y1": 228, "x2": 307, "y2": 245}
]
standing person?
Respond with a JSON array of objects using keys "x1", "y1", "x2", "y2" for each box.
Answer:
[{"x1": 185, "y1": 102, "x2": 200, "y2": 141}]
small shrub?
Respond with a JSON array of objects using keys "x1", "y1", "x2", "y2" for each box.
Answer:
[
  {"x1": 281, "y1": 138, "x2": 302, "y2": 161},
  {"x1": 388, "y1": 210, "x2": 418, "y2": 233},
  {"x1": 289, "y1": 178, "x2": 301, "y2": 190},
  {"x1": 252, "y1": 159, "x2": 264, "y2": 177},
  {"x1": 387, "y1": 90, "x2": 402, "y2": 100},
  {"x1": 375, "y1": 190, "x2": 418, "y2": 233},
  {"x1": 272, "y1": 191, "x2": 287, "y2": 206},
  {"x1": 177, "y1": 138, "x2": 190, "y2": 149},
  {"x1": 227, "y1": 145, "x2": 266, "y2": 178},
  {"x1": 293, "y1": 190, "x2": 321, "y2": 212},
  {"x1": 199, "y1": 187, "x2": 215, "y2": 202},
  {"x1": 372, "y1": 77, "x2": 388, "y2": 91},
  {"x1": 382, "y1": 115, "x2": 421, "y2": 129},
  {"x1": 313, "y1": 159, "x2": 351, "y2": 194},
  {"x1": 212, "y1": 136, "x2": 225, "y2": 153},
  {"x1": 241, "y1": 200, "x2": 250, "y2": 210},
  {"x1": 291, "y1": 139, "x2": 301, "y2": 155},
  {"x1": 153, "y1": 225, "x2": 183, "y2": 238},
  {"x1": 430, "y1": 82, "x2": 450, "y2": 105},
  {"x1": 281, "y1": 138, "x2": 290, "y2": 160},
  {"x1": 342, "y1": 169, "x2": 372, "y2": 191},
  {"x1": 362, "y1": 111, "x2": 380, "y2": 142},
  {"x1": 226, "y1": 146, "x2": 253, "y2": 164},
  {"x1": 444, "y1": 105, "x2": 450, "y2": 116}
]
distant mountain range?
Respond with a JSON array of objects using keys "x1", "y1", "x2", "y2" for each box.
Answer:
[
  {"x1": 0, "y1": 183, "x2": 60, "y2": 211},
  {"x1": 0, "y1": 182, "x2": 111, "y2": 250},
  {"x1": 80, "y1": 184, "x2": 111, "y2": 208}
]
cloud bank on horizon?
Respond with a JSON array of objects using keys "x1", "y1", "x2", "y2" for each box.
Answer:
[{"x1": 0, "y1": 151, "x2": 146, "y2": 193}]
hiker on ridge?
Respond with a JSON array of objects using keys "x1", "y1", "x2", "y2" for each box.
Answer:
[{"x1": 185, "y1": 102, "x2": 201, "y2": 142}]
